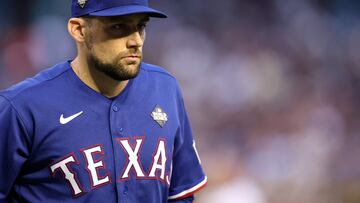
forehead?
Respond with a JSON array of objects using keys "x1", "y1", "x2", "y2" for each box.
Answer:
[{"x1": 93, "y1": 13, "x2": 150, "y2": 24}]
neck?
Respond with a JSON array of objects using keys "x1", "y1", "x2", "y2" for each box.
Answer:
[{"x1": 71, "y1": 57, "x2": 129, "y2": 98}]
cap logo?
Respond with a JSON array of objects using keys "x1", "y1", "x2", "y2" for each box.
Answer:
[{"x1": 78, "y1": 0, "x2": 87, "y2": 8}]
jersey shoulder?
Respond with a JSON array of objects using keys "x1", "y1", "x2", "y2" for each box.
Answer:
[
  {"x1": 139, "y1": 62, "x2": 184, "y2": 101},
  {"x1": 0, "y1": 61, "x2": 70, "y2": 101},
  {"x1": 141, "y1": 62, "x2": 177, "y2": 81}
]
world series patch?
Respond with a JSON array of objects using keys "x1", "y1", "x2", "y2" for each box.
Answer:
[
  {"x1": 151, "y1": 105, "x2": 168, "y2": 128},
  {"x1": 78, "y1": 0, "x2": 87, "y2": 8}
]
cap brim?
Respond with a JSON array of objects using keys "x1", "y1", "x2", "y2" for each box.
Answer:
[{"x1": 88, "y1": 5, "x2": 167, "y2": 18}]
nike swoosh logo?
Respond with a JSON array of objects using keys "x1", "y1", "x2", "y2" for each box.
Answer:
[{"x1": 60, "y1": 111, "x2": 83, "y2": 125}]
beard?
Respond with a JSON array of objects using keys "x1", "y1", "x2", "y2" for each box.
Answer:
[
  {"x1": 85, "y1": 34, "x2": 142, "y2": 81},
  {"x1": 87, "y1": 51, "x2": 142, "y2": 81}
]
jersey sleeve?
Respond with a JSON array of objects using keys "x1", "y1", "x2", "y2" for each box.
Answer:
[
  {"x1": 168, "y1": 195, "x2": 194, "y2": 203},
  {"x1": 0, "y1": 96, "x2": 31, "y2": 201},
  {"x1": 168, "y1": 88, "x2": 207, "y2": 201}
]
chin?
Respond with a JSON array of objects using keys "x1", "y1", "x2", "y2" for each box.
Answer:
[
  {"x1": 109, "y1": 64, "x2": 141, "y2": 81},
  {"x1": 125, "y1": 63, "x2": 140, "y2": 70},
  {"x1": 126, "y1": 60, "x2": 142, "y2": 71}
]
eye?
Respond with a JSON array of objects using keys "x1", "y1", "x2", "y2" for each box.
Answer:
[
  {"x1": 137, "y1": 23, "x2": 147, "y2": 31},
  {"x1": 112, "y1": 23, "x2": 126, "y2": 30}
]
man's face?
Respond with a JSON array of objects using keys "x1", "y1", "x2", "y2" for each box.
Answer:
[{"x1": 84, "y1": 14, "x2": 149, "y2": 81}]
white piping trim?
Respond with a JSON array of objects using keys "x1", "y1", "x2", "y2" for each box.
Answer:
[{"x1": 168, "y1": 176, "x2": 207, "y2": 200}]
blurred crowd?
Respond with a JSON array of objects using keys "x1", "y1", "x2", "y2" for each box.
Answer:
[{"x1": 1, "y1": 0, "x2": 360, "y2": 202}]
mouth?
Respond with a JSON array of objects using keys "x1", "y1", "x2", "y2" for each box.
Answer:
[
  {"x1": 121, "y1": 55, "x2": 141, "y2": 65},
  {"x1": 122, "y1": 55, "x2": 141, "y2": 59}
]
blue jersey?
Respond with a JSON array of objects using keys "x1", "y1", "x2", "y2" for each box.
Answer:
[{"x1": 0, "y1": 61, "x2": 207, "y2": 203}]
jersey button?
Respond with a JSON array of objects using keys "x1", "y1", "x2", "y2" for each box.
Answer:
[
  {"x1": 119, "y1": 127, "x2": 123, "y2": 132},
  {"x1": 123, "y1": 186, "x2": 128, "y2": 195},
  {"x1": 112, "y1": 105, "x2": 119, "y2": 112}
]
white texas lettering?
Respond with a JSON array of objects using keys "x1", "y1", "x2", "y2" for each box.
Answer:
[
  {"x1": 81, "y1": 145, "x2": 110, "y2": 188},
  {"x1": 50, "y1": 155, "x2": 83, "y2": 196},
  {"x1": 118, "y1": 138, "x2": 146, "y2": 178},
  {"x1": 50, "y1": 138, "x2": 170, "y2": 197},
  {"x1": 149, "y1": 140, "x2": 167, "y2": 180}
]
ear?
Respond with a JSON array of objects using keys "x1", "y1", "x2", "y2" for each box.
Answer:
[{"x1": 68, "y1": 18, "x2": 88, "y2": 43}]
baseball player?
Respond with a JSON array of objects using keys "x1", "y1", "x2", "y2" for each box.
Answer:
[{"x1": 0, "y1": 0, "x2": 207, "y2": 202}]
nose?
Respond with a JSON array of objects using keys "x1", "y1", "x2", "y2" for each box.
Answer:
[{"x1": 126, "y1": 31, "x2": 144, "y2": 49}]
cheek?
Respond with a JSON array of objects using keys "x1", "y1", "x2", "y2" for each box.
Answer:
[{"x1": 92, "y1": 39, "x2": 127, "y2": 60}]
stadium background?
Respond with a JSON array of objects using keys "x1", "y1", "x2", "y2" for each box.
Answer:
[{"x1": 1, "y1": 0, "x2": 360, "y2": 202}]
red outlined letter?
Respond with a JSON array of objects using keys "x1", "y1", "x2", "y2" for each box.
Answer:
[
  {"x1": 117, "y1": 137, "x2": 146, "y2": 180},
  {"x1": 50, "y1": 154, "x2": 84, "y2": 197},
  {"x1": 81, "y1": 144, "x2": 111, "y2": 190},
  {"x1": 148, "y1": 139, "x2": 167, "y2": 181}
]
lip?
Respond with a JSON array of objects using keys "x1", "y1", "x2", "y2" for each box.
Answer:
[{"x1": 122, "y1": 55, "x2": 141, "y2": 59}]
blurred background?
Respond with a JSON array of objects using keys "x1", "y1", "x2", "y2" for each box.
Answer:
[{"x1": 1, "y1": 0, "x2": 360, "y2": 202}]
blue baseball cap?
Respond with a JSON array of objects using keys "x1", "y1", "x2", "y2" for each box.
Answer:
[{"x1": 71, "y1": 0, "x2": 167, "y2": 18}]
